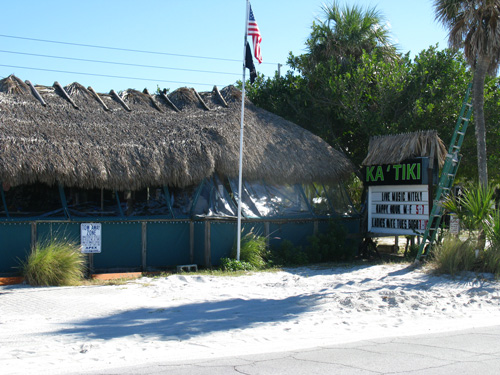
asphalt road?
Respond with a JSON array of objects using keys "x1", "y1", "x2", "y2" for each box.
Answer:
[{"x1": 72, "y1": 325, "x2": 500, "y2": 375}]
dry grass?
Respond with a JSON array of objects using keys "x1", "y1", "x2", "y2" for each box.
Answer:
[
  {"x1": 363, "y1": 130, "x2": 447, "y2": 167},
  {"x1": 0, "y1": 74, "x2": 354, "y2": 191}
]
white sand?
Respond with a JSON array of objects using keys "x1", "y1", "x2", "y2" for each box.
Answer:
[{"x1": 1, "y1": 263, "x2": 500, "y2": 374}]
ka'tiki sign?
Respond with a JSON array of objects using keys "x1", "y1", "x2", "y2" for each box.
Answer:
[
  {"x1": 364, "y1": 158, "x2": 429, "y2": 186},
  {"x1": 365, "y1": 158, "x2": 431, "y2": 236}
]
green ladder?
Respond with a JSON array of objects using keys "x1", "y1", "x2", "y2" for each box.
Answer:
[{"x1": 415, "y1": 84, "x2": 473, "y2": 261}]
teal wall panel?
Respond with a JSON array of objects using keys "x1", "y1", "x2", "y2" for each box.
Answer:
[
  {"x1": 0, "y1": 218, "x2": 361, "y2": 275},
  {"x1": 146, "y1": 221, "x2": 190, "y2": 268},
  {"x1": 193, "y1": 221, "x2": 206, "y2": 266},
  {"x1": 269, "y1": 222, "x2": 315, "y2": 249},
  {"x1": 210, "y1": 222, "x2": 237, "y2": 266},
  {"x1": 37, "y1": 222, "x2": 80, "y2": 244},
  {"x1": 92, "y1": 222, "x2": 142, "y2": 270},
  {"x1": 0, "y1": 224, "x2": 31, "y2": 274}
]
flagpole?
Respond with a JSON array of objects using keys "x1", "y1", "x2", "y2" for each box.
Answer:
[{"x1": 237, "y1": 0, "x2": 250, "y2": 261}]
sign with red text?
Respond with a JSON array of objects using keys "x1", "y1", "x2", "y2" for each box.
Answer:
[{"x1": 368, "y1": 185, "x2": 429, "y2": 235}]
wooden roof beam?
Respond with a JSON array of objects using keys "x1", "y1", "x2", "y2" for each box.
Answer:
[
  {"x1": 191, "y1": 88, "x2": 210, "y2": 111},
  {"x1": 213, "y1": 86, "x2": 228, "y2": 108},
  {"x1": 142, "y1": 88, "x2": 163, "y2": 112},
  {"x1": 159, "y1": 89, "x2": 180, "y2": 112},
  {"x1": 87, "y1": 86, "x2": 110, "y2": 111},
  {"x1": 110, "y1": 90, "x2": 131, "y2": 112},
  {"x1": 25, "y1": 80, "x2": 47, "y2": 107},
  {"x1": 54, "y1": 81, "x2": 79, "y2": 109}
]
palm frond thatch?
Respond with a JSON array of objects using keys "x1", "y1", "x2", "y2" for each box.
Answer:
[
  {"x1": 362, "y1": 130, "x2": 447, "y2": 167},
  {"x1": 0, "y1": 75, "x2": 355, "y2": 191}
]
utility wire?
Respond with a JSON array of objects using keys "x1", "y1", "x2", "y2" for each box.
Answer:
[
  {"x1": 0, "y1": 64, "x2": 227, "y2": 87},
  {"x1": 0, "y1": 33, "x2": 280, "y2": 65},
  {"x1": 0, "y1": 49, "x2": 241, "y2": 76}
]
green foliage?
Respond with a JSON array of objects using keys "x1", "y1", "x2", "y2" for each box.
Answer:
[
  {"x1": 306, "y1": 220, "x2": 354, "y2": 262},
  {"x1": 483, "y1": 208, "x2": 500, "y2": 276},
  {"x1": 482, "y1": 247, "x2": 500, "y2": 276},
  {"x1": 305, "y1": 1, "x2": 396, "y2": 69},
  {"x1": 20, "y1": 238, "x2": 85, "y2": 286},
  {"x1": 485, "y1": 208, "x2": 500, "y2": 249},
  {"x1": 271, "y1": 240, "x2": 308, "y2": 266},
  {"x1": 430, "y1": 235, "x2": 478, "y2": 275},
  {"x1": 219, "y1": 257, "x2": 255, "y2": 272},
  {"x1": 405, "y1": 243, "x2": 420, "y2": 260},
  {"x1": 430, "y1": 184, "x2": 500, "y2": 276},
  {"x1": 431, "y1": 232, "x2": 500, "y2": 277},
  {"x1": 442, "y1": 183, "x2": 496, "y2": 249},
  {"x1": 245, "y1": 2, "x2": 500, "y2": 184},
  {"x1": 230, "y1": 228, "x2": 268, "y2": 269},
  {"x1": 442, "y1": 184, "x2": 496, "y2": 233},
  {"x1": 248, "y1": 44, "x2": 480, "y2": 173}
]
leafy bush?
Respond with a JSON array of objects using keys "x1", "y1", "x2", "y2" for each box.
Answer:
[
  {"x1": 271, "y1": 239, "x2": 308, "y2": 266},
  {"x1": 442, "y1": 184, "x2": 496, "y2": 248},
  {"x1": 306, "y1": 220, "x2": 353, "y2": 262},
  {"x1": 20, "y1": 238, "x2": 85, "y2": 286},
  {"x1": 230, "y1": 228, "x2": 268, "y2": 269},
  {"x1": 430, "y1": 235, "x2": 478, "y2": 275},
  {"x1": 485, "y1": 209, "x2": 500, "y2": 248},
  {"x1": 219, "y1": 257, "x2": 255, "y2": 271}
]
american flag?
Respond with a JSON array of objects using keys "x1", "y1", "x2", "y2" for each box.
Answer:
[{"x1": 247, "y1": 4, "x2": 262, "y2": 63}]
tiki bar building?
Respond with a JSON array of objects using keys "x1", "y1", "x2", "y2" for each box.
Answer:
[{"x1": 0, "y1": 75, "x2": 359, "y2": 274}]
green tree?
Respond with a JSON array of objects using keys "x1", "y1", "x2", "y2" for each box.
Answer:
[
  {"x1": 434, "y1": 0, "x2": 500, "y2": 187},
  {"x1": 247, "y1": 47, "x2": 473, "y2": 171},
  {"x1": 304, "y1": 1, "x2": 396, "y2": 70}
]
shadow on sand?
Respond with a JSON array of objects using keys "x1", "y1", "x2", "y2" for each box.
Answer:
[{"x1": 54, "y1": 294, "x2": 318, "y2": 340}]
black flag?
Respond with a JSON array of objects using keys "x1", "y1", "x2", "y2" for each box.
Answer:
[{"x1": 245, "y1": 41, "x2": 257, "y2": 84}]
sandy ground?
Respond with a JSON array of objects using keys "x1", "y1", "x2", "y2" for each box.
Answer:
[{"x1": 1, "y1": 262, "x2": 500, "y2": 375}]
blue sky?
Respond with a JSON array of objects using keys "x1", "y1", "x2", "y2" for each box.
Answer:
[{"x1": 0, "y1": 0, "x2": 449, "y2": 94}]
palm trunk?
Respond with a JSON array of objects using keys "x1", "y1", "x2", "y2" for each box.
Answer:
[{"x1": 472, "y1": 55, "x2": 489, "y2": 187}]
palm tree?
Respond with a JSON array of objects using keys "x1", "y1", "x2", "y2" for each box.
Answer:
[
  {"x1": 434, "y1": 0, "x2": 500, "y2": 187},
  {"x1": 305, "y1": 1, "x2": 396, "y2": 69}
]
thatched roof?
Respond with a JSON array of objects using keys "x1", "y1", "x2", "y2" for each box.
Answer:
[
  {"x1": 0, "y1": 75, "x2": 355, "y2": 191},
  {"x1": 362, "y1": 130, "x2": 447, "y2": 167}
]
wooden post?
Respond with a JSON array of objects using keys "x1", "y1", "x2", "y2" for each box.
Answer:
[
  {"x1": 205, "y1": 221, "x2": 211, "y2": 267},
  {"x1": 88, "y1": 254, "x2": 94, "y2": 277},
  {"x1": 190, "y1": 221, "x2": 195, "y2": 263},
  {"x1": 142, "y1": 222, "x2": 147, "y2": 272},
  {"x1": 31, "y1": 222, "x2": 37, "y2": 250},
  {"x1": 265, "y1": 221, "x2": 270, "y2": 250}
]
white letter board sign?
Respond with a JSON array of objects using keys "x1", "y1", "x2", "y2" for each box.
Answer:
[
  {"x1": 81, "y1": 223, "x2": 102, "y2": 253},
  {"x1": 368, "y1": 185, "x2": 429, "y2": 236}
]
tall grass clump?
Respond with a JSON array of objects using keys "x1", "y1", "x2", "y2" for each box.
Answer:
[
  {"x1": 430, "y1": 235, "x2": 478, "y2": 276},
  {"x1": 20, "y1": 238, "x2": 85, "y2": 286},
  {"x1": 435, "y1": 183, "x2": 500, "y2": 277},
  {"x1": 223, "y1": 228, "x2": 268, "y2": 271}
]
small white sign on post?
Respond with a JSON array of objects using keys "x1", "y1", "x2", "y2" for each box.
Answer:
[
  {"x1": 81, "y1": 223, "x2": 102, "y2": 254},
  {"x1": 449, "y1": 214, "x2": 460, "y2": 235}
]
